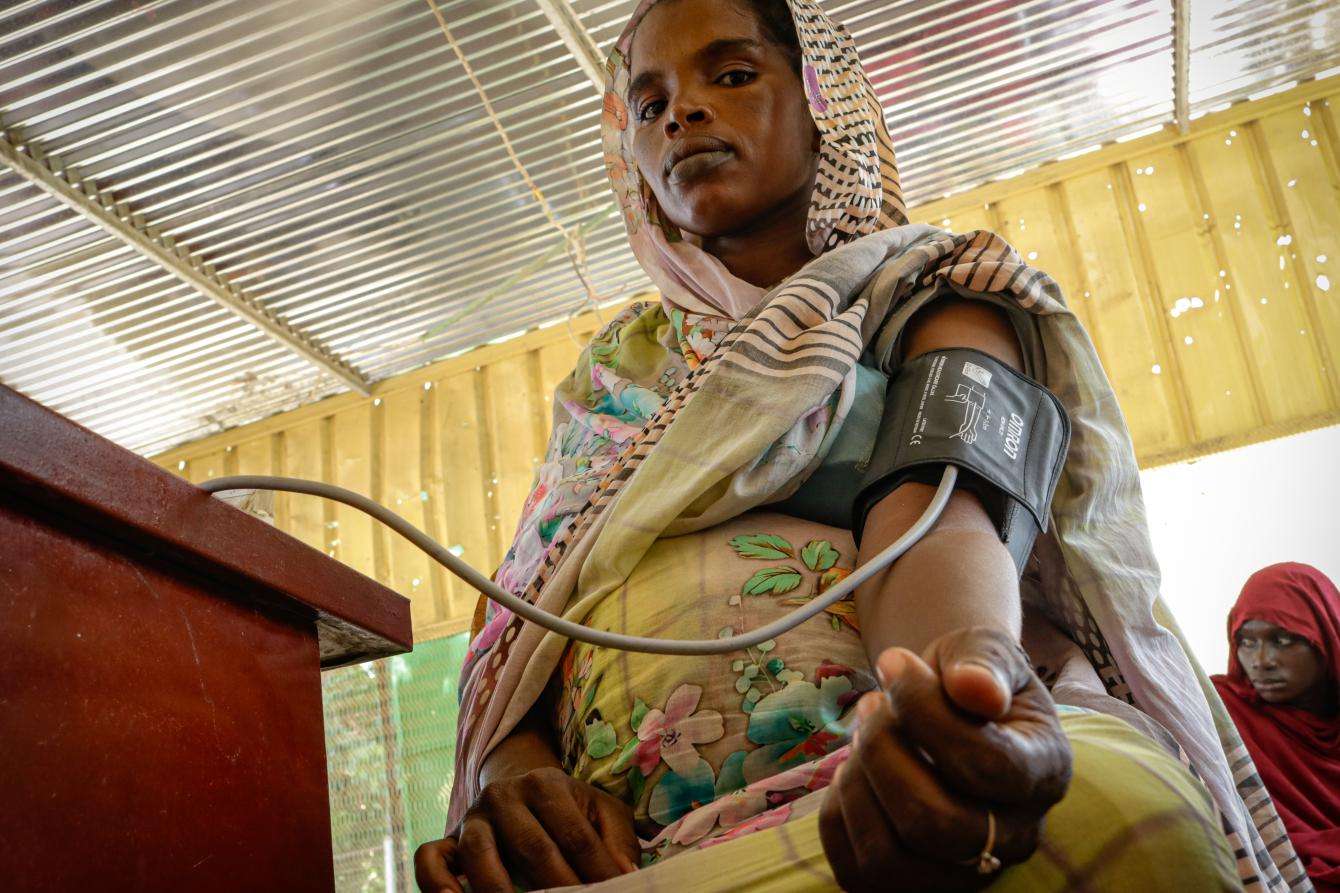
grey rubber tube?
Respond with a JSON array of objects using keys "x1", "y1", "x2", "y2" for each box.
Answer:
[{"x1": 199, "y1": 466, "x2": 956, "y2": 655}]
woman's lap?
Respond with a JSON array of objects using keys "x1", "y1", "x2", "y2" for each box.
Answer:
[{"x1": 538, "y1": 710, "x2": 1240, "y2": 892}]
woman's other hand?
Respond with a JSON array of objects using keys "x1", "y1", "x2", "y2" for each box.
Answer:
[
  {"x1": 413, "y1": 767, "x2": 639, "y2": 893},
  {"x1": 819, "y1": 626, "x2": 1073, "y2": 892}
]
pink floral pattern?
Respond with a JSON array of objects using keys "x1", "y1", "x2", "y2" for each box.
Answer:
[
  {"x1": 635, "y1": 684, "x2": 725, "y2": 775},
  {"x1": 553, "y1": 517, "x2": 874, "y2": 861},
  {"x1": 649, "y1": 746, "x2": 851, "y2": 849}
]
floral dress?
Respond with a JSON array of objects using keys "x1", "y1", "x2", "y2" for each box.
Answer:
[{"x1": 548, "y1": 511, "x2": 876, "y2": 862}]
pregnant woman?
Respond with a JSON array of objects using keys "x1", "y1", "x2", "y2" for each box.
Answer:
[{"x1": 416, "y1": 1, "x2": 1302, "y2": 890}]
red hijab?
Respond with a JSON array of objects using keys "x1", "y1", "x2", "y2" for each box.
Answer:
[{"x1": 1212, "y1": 563, "x2": 1340, "y2": 892}]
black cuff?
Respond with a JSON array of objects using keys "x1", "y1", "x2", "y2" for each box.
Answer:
[{"x1": 851, "y1": 348, "x2": 1070, "y2": 572}]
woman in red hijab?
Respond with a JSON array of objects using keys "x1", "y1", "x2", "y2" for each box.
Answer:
[{"x1": 1213, "y1": 562, "x2": 1340, "y2": 892}]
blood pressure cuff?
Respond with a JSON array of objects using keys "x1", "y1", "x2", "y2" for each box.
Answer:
[{"x1": 851, "y1": 348, "x2": 1070, "y2": 573}]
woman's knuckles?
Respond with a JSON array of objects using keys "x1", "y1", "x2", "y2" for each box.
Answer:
[
  {"x1": 525, "y1": 766, "x2": 570, "y2": 796},
  {"x1": 475, "y1": 780, "x2": 515, "y2": 814},
  {"x1": 456, "y1": 822, "x2": 495, "y2": 861},
  {"x1": 889, "y1": 794, "x2": 960, "y2": 855},
  {"x1": 894, "y1": 696, "x2": 1070, "y2": 807},
  {"x1": 412, "y1": 839, "x2": 461, "y2": 893},
  {"x1": 553, "y1": 827, "x2": 603, "y2": 865}
]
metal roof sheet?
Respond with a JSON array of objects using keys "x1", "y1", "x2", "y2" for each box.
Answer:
[{"x1": 2, "y1": 0, "x2": 1337, "y2": 455}]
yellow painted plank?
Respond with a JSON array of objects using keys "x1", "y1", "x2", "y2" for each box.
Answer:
[
  {"x1": 269, "y1": 433, "x2": 289, "y2": 531},
  {"x1": 912, "y1": 80, "x2": 1340, "y2": 226},
  {"x1": 151, "y1": 304, "x2": 622, "y2": 469},
  {"x1": 185, "y1": 449, "x2": 227, "y2": 485},
  {"x1": 438, "y1": 370, "x2": 496, "y2": 602},
  {"x1": 1045, "y1": 185, "x2": 1106, "y2": 358},
  {"x1": 526, "y1": 351, "x2": 553, "y2": 471},
  {"x1": 232, "y1": 437, "x2": 270, "y2": 475},
  {"x1": 280, "y1": 418, "x2": 326, "y2": 552},
  {"x1": 537, "y1": 337, "x2": 583, "y2": 403},
  {"x1": 417, "y1": 382, "x2": 452, "y2": 618},
  {"x1": 319, "y1": 418, "x2": 337, "y2": 565},
  {"x1": 330, "y1": 403, "x2": 377, "y2": 581},
  {"x1": 1187, "y1": 127, "x2": 1330, "y2": 420},
  {"x1": 1123, "y1": 148, "x2": 1259, "y2": 441},
  {"x1": 1059, "y1": 170, "x2": 1185, "y2": 458},
  {"x1": 482, "y1": 353, "x2": 548, "y2": 569},
  {"x1": 1257, "y1": 99, "x2": 1340, "y2": 406},
  {"x1": 919, "y1": 205, "x2": 994, "y2": 234},
  {"x1": 379, "y1": 388, "x2": 437, "y2": 629},
  {"x1": 990, "y1": 188, "x2": 1098, "y2": 338}
]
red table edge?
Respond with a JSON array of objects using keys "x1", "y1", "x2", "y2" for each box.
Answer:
[{"x1": 0, "y1": 385, "x2": 412, "y2": 668}]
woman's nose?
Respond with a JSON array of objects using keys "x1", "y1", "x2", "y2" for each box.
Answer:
[{"x1": 664, "y1": 99, "x2": 713, "y2": 136}]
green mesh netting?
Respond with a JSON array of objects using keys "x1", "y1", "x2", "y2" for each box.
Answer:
[{"x1": 323, "y1": 633, "x2": 468, "y2": 893}]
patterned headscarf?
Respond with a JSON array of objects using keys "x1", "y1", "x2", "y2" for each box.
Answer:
[{"x1": 601, "y1": 0, "x2": 907, "y2": 318}]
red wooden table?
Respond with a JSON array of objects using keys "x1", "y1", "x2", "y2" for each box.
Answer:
[{"x1": 0, "y1": 385, "x2": 413, "y2": 892}]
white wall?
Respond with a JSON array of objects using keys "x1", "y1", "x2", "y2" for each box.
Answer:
[{"x1": 1140, "y1": 424, "x2": 1340, "y2": 674}]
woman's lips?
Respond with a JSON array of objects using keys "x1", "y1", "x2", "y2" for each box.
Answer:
[
  {"x1": 667, "y1": 148, "x2": 733, "y2": 185},
  {"x1": 1252, "y1": 679, "x2": 1288, "y2": 691}
]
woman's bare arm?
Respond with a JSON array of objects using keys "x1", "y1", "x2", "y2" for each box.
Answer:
[
  {"x1": 822, "y1": 298, "x2": 1072, "y2": 891},
  {"x1": 476, "y1": 697, "x2": 563, "y2": 788},
  {"x1": 854, "y1": 297, "x2": 1026, "y2": 673}
]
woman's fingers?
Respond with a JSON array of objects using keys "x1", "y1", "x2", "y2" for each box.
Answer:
[
  {"x1": 822, "y1": 740, "x2": 987, "y2": 893},
  {"x1": 855, "y1": 697, "x2": 988, "y2": 862},
  {"x1": 527, "y1": 783, "x2": 628, "y2": 882},
  {"x1": 590, "y1": 793, "x2": 642, "y2": 875},
  {"x1": 856, "y1": 691, "x2": 1044, "y2": 867},
  {"x1": 822, "y1": 749, "x2": 896, "y2": 891},
  {"x1": 455, "y1": 818, "x2": 515, "y2": 893},
  {"x1": 491, "y1": 804, "x2": 582, "y2": 889},
  {"x1": 412, "y1": 838, "x2": 465, "y2": 893},
  {"x1": 876, "y1": 639, "x2": 1071, "y2": 808},
  {"x1": 926, "y1": 626, "x2": 1035, "y2": 719},
  {"x1": 818, "y1": 779, "x2": 863, "y2": 890},
  {"x1": 838, "y1": 746, "x2": 891, "y2": 868},
  {"x1": 941, "y1": 661, "x2": 1013, "y2": 719},
  {"x1": 451, "y1": 770, "x2": 638, "y2": 890}
]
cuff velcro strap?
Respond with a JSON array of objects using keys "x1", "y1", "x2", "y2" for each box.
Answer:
[{"x1": 852, "y1": 348, "x2": 1070, "y2": 572}]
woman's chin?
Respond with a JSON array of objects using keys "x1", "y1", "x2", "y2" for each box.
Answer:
[{"x1": 663, "y1": 187, "x2": 758, "y2": 235}]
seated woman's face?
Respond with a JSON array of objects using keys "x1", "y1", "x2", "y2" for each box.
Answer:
[
  {"x1": 1235, "y1": 619, "x2": 1327, "y2": 706},
  {"x1": 627, "y1": 0, "x2": 817, "y2": 240}
]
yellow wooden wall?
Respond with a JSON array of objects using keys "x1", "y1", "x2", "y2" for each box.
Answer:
[
  {"x1": 155, "y1": 314, "x2": 600, "y2": 642},
  {"x1": 154, "y1": 81, "x2": 1340, "y2": 642}
]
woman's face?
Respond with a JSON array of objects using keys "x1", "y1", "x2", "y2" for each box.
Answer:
[
  {"x1": 1235, "y1": 619, "x2": 1329, "y2": 707},
  {"x1": 627, "y1": 0, "x2": 818, "y2": 240}
]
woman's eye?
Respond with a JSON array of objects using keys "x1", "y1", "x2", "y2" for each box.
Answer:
[
  {"x1": 1238, "y1": 638, "x2": 1258, "y2": 648},
  {"x1": 717, "y1": 69, "x2": 756, "y2": 87},
  {"x1": 637, "y1": 99, "x2": 665, "y2": 122}
]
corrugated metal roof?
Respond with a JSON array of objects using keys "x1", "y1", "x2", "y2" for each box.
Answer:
[
  {"x1": 0, "y1": 165, "x2": 345, "y2": 454},
  {"x1": 1190, "y1": 0, "x2": 1340, "y2": 110},
  {"x1": 2, "y1": 0, "x2": 1338, "y2": 455}
]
